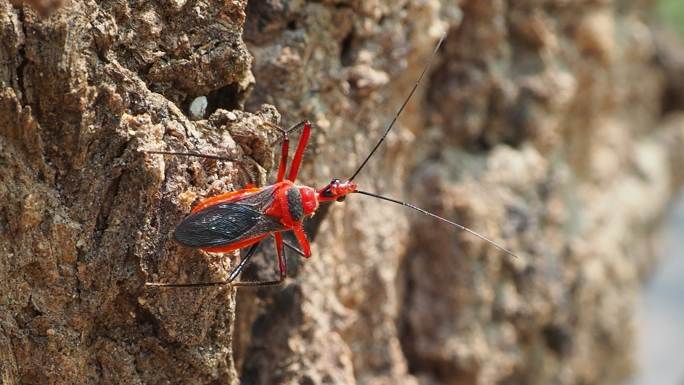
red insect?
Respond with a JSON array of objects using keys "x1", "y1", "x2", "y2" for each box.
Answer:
[{"x1": 145, "y1": 34, "x2": 517, "y2": 288}]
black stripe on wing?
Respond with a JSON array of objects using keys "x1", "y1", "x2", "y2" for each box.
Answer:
[{"x1": 174, "y1": 202, "x2": 284, "y2": 248}]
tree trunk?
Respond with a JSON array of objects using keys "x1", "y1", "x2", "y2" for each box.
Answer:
[{"x1": 1, "y1": 1, "x2": 683, "y2": 384}]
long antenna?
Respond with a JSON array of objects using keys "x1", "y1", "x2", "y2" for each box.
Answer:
[
  {"x1": 348, "y1": 33, "x2": 447, "y2": 182},
  {"x1": 354, "y1": 190, "x2": 519, "y2": 258}
]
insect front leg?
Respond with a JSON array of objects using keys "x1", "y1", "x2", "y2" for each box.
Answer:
[
  {"x1": 292, "y1": 224, "x2": 312, "y2": 257},
  {"x1": 266, "y1": 120, "x2": 312, "y2": 182},
  {"x1": 286, "y1": 121, "x2": 311, "y2": 181}
]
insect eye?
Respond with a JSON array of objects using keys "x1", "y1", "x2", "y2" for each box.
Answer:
[{"x1": 321, "y1": 186, "x2": 335, "y2": 198}]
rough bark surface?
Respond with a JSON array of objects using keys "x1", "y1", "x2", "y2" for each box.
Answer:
[{"x1": 1, "y1": 1, "x2": 683, "y2": 385}]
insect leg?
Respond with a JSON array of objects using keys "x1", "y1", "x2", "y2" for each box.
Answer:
[
  {"x1": 143, "y1": 150, "x2": 240, "y2": 162},
  {"x1": 286, "y1": 121, "x2": 311, "y2": 181},
  {"x1": 265, "y1": 121, "x2": 312, "y2": 182},
  {"x1": 292, "y1": 224, "x2": 312, "y2": 257},
  {"x1": 145, "y1": 121, "x2": 303, "y2": 163},
  {"x1": 227, "y1": 242, "x2": 264, "y2": 282},
  {"x1": 274, "y1": 127, "x2": 290, "y2": 182},
  {"x1": 145, "y1": 236, "x2": 304, "y2": 289},
  {"x1": 144, "y1": 242, "x2": 262, "y2": 288},
  {"x1": 282, "y1": 238, "x2": 306, "y2": 257},
  {"x1": 143, "y1": 149, "x2": 258, "y2": 186},
  {"x1": 275, "y1": 232, "x2": 287, "y2": 280},
  {"x1": 266, "y1": 120, "x2": 312, "y2": 144},
  {"x1": 232, "y1": 233, "x2": 288, "y2": 287}
]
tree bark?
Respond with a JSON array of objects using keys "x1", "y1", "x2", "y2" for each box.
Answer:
[{"x1": 1, "y1": 1, "x2": 683, "y2": 385}]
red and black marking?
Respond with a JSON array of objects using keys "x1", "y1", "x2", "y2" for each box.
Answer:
[
  {"x1": 174, "y1": 186, "x2": 285, "y2": 248},
  {"x1": 286, "y1": 187, "x2": 304, "y2": 222}
]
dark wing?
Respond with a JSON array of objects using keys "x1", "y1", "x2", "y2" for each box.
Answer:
[{"x1": 174, "y1": 186, "x2": 284, "y2": 248}]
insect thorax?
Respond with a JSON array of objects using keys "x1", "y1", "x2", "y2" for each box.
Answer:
[{"x1": 286, "y1": 187, "x2": 304, "y2": 222}]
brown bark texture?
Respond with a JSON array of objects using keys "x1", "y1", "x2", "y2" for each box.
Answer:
[{"x1": 1, "y1": 0, "x2": 684, "y2": 384}]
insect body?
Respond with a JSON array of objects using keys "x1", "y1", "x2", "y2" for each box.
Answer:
[
  {"x1": 146, "y1": 34, "x2": 517, "y2": 288},
  {"x1": 173, "y1": 155, "x2": 351, "y2": 259},
  {"x1": 147, "y1": 120, "x2": 359, "y2": 287}
]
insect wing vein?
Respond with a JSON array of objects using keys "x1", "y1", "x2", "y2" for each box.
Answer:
[{"x1": 174, "y1": 186, "x2": 283, "y2": 248}]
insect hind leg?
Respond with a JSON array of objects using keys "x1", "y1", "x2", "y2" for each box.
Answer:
[
  {"x1": 144, "y1": 242, "x2": 263, "y2": 288},
  {"x1": 145, "y1": 234, "x2": 305, "y2": 288},
  {"x1": 232, "y1": 233, "x2": 288, "y2": 287}
]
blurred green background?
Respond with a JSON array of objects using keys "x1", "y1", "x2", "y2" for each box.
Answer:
[{"x1": 658, "y1": 0, "x2": 684, "y2": 37}]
